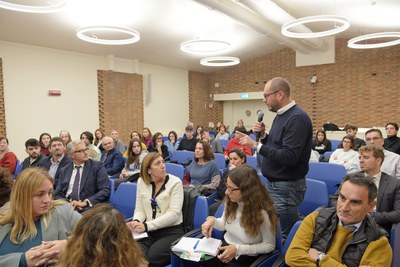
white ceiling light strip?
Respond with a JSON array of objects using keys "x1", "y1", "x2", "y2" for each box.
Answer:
[
  {"x1": 200, "y1": 57, "x2": 240, "y2": 67},
  {"x1": 281, "y1": 15, "x2": 350, "y2": 39},
  {"x1": 0, "y1": 0, "x2": 67, "y2": 13},
  {"x1": 348, "y1": 32, "x2": 400, "y2": 49},
  {"x1": 76, "y1": 26, "x2": 140, "y2": 45}
]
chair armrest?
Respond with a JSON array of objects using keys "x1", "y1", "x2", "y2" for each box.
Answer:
[
  {"x1": 270, "y1": 254, "x2": 286, "y2": 267},
  {"x1": 249, "y1": 250, "x2": 280, "y2": 267}
]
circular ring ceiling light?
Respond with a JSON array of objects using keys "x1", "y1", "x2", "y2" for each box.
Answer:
[
  {"x1": 76, "y1": 26, "x2": 140, "y2": 45},
  {"x1": 180, "y1": 40, "x2": 230, "y2": 54},
  {"x1": 0, "y1": 0, "x2": 67, "y2": 13},
  {"x1": 281, "y1": 15, "x2": 350, "y2": 38},
  {"x1": 200, "y1": 57, "x2": 240, "y2": 67},
  {"x1": 348, "y1": 32, "x2": 400, "y2": 49}
]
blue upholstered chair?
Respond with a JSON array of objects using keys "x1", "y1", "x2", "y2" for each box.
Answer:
[
  {"x1": 299, "y1": 179, "x2": 329, "y2": 217},
  {"x1": 110, "y1": 182, "x2": 137, "y2": 219},
  {"x1": 166, "y1": 162, "x2": 185, "y2": 180},
  {"x1": 306, "y1": 162, "x2": 346, "y2": 195}
]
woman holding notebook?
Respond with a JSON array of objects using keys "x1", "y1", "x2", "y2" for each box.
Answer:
[{"x1": 201, "y1": 165, "x2": 278, "y2": 266}]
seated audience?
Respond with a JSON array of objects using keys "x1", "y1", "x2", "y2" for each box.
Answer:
[
  {"x1": 201, "y1": 165, "x2": 278, "y2": 266},
  {"x1": 286, "y1": 173, "x2": 392, "y2": 267},
  {"x1": 100, "y1": 136, "x2": 125, "y2": 177},
  {"x1": 21, "y1": 138, "x2": 43, "y2": 170},
  {"x1": 177, "y1": 125, "x2": 197, "y2": 152},
  {"x1": 116, "y1": 138, "x2": 148, "y2": 185},
  {"x1": 142, "y1": 127, "x2": 153, "y2": 149},
  {"x1": 59, "y1": 130, "x2": 72, "y2": 146},
  {"x1": 344, "y1": 124, "x2": 366, "y2": 150},
  {"x1": 0, "y1": 168, "x2": 81, "y2": 266},
  {"x1": 224, "y1": 127, "x2": 252, "y2": 160},
  {"x1": 209, "y1": 148, "x2": 247, "y2": 215},
  {"x1": 55, "y1": 140, "x2": 110, "y2": 212},
  {"x1": 0, "y1": 168, "x2": 13, "y2": 213},
  {"x1": 195, "y1": 125, "x2": 203, "y2": 139},
  {"x1": 331, "y1": 146, "x2": 400, "y2": 234},
  {"x1": 127, "y1": 153, "x2": 184, "y2": 267},
  {"x1": 110, "y1": 130, "x2": 126, "y2": 154},
  {"x1": 148, "y1": 132, "x2": 169, "y2": 159},
  {"x1": 57, "y1": 204, "x2": 147, "y2": 267},
  {"x1": 329, "y1": 135, "x2": 358, "y2": 172},
  {"x1": 201, "y1": 129, "x2": 223, "y2": 154},
  {"x1": 94, "y1": 128, "x2": 104, "y2": 151},
  {"x1": 80, "y1": 131, "x2": 101, "y2": 161},
  {"x1": 233, "y1": 119, "x2": 247, "y2": 133},
  {"x1": 183, "y1": 140, "x2": 221, "y2": 192},
  {"x1": 37, "y1": 137, "x2": 72, "y2": 186},
  {"x1": 216, "y1": 124, "x2": 230, "y2": 140},
  {"x1": 0, "y1": 137, "x2": 17, "y2": 175},
  {"x1": 384, "y1": 122, "x2": 400, "y2": 155},
  {"x1": 164, "y1": 130, "x2": 180, "y2": 157},
  {"x1": 348, "y1": 128, "x2": 400, "y2": 178},
  {"x1": 311, "y1": 129, "x2": 332, "y2": 160},
  {"x1": 39, "y1": 132, "x2": 51, "y2": 156},
  {"x1": 123, "y1": 130, "x2": 147, "y2": 157}
]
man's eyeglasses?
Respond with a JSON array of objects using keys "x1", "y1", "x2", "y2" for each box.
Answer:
[
  {"x1": 225, "y1": 183, "x2": 240, "y2": 193},
  {"x1": 74, "y1": 148, "x2": 89, "y2": 154},
  {"x1": 263, "y1": 90, "x2": 279, "y2": 99}
]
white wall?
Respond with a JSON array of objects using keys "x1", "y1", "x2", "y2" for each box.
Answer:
[
  {"x1": 139, "y1": 63, "x2": 189, "y2": 137},
  {"x1": 0, "y1": 41, "x2": 189, "y2": 159},
  {"x1": 223, "y1": 99, "x2": 275, "y2": 132}
]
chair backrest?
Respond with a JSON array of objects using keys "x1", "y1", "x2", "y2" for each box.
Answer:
[
  {"x1": 170, "y1": 150, "x2": 194, "y2": 164},
  {"x1": 13, "y1": 160, "x2": 22, "y2": 178},
  {"x1": 299, "y1": 179, "x2": 329, "y2": 217},
  {"x1": 281, "y1": 221, "x2": 302, "y2": 256},
  {"x1": 165, "y1": 162, "x2": 185, "y2": 179},
  {"x1": 111, "y1": 182, "x2": 137, "y2": 219},
  {"x1": 108, "y1": 178, "x2": 115, "y2": 202},
  {"x1": 214, "y1": 153, "x2": 227, "y2": 169},
  {"x1": 259, "y1": 174, "x2": 268, "y2": 187},
  {"x1": 306, "y1": 162, "x2": 346, "y2": 195},
  {"x1": 330, "y1": 140, "x2": 341, "y2": 150},
  {"x1": 391, "y1": 223, "x2": 400, "y2": 267},
  {"x1": 218, "y1": 139, "x2": 229, "y2": 150},
  {"x1": 246, "y1": 156, "x2": 257, "y2": 169},
  {"x1": 193, "y1": 195, "x2": 209, "y2": 229}
]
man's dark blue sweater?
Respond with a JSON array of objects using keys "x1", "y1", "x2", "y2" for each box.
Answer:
[{"x1": 259, "y1": 104, "x2": 312, "y2": 181}]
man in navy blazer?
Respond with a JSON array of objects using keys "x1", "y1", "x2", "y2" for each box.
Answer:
[
  {"x1": 37, "y1": 137, "x2": 71, "y2": 188},
  {"x1": 331, "y1": 145, "x2": 400, "y2": 233},
  {"x1": 100, "y1": 136, "x2": 125, "y2": 177},
  {"x1": 55, "y1": 140, "x2": 110, "y2": 212}
]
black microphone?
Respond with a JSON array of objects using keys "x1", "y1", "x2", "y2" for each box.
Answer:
[{"x1": 256, "y1": 111, "x2": 264, "y2": 141}]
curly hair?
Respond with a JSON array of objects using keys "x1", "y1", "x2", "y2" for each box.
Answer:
[
  {"x1": 224, "y1": 165, "x2": 278, "y2": 237},
  {"x1": 57, "y1": 204, "x2": 147, "y2": 267}
]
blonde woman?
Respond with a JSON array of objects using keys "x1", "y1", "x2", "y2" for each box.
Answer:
[{"x1": 0, "y1": 168, "x2": 81, "y2": 266}]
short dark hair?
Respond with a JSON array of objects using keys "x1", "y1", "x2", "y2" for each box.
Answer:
[
  {"x1": 344, "y1": 125, "x2": 358, "y2": 131},
  {"x1": 80, "y1": 131, "x2": 94, "y2": 144},
  {"x1": 235, "y1": 126, "x2": 247, "y2": 134},
  {"x1": 386, "y1": 122, "x2": 399, "y2": 131},
  {"x1": 339, "y1": 173, "x2": 377, "y2": 203},
  {"x1": 25, "y1": 138, "x2": 40, "y2": 148},
  {"x1": 185, "y1": 125, "x2": 193, "y2": 131},
  {"x1": 365, "y1": 128, "x2": 383, "y2": 138},
  {"x1": 50, "y1": 137, "x2": 64, "y2": 146}
]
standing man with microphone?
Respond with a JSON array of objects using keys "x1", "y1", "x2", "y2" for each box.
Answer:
[{"x1": 237, "y1": 77, "x2": 313, "y2": 239}]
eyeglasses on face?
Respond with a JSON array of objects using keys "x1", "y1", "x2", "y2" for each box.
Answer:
[
  {"x1": 74, "y1": 148, "x2": 89, "y2": 154},
  {"x1": 365, "y1": 137, "x2": 381, "y2": 142},
  {"x1": 263, "y1": 90, "x2": 279, "y2": 99},
  {"x1": 225, "y1": 183, "x2": 240, "y2": 193}
]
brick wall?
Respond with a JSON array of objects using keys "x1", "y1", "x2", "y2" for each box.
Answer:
[
  {"x1": 0, "y1": 59, "x2": 6, "y2": 137},
  {"x1": 98, "y1": 70, "x2": 144, "y2": 145},
  {"x1": 189, "y1": 38, "x2": 400, "y2": 131}
]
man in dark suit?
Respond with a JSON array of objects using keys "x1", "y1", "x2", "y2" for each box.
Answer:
[
  {"x1": 331, "y1": 145, "x2": 400, "y2": 233},
  {"x1": 55, "y1": 140, "x2": 110, "y2": 212},
  {"x1": 37, "y1": 137, "x2": 71, "y2": 188},
  {"x1": 100, "y1": 136, "x2": 125, "y2": 177},
  {"x1": 21, "y1": 138, "x2": 43, "y2": 170}
]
